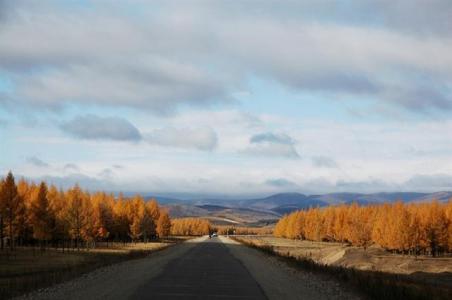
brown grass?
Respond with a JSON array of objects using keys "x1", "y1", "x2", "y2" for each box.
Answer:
[
  {"x1": 233, "y1": 236, "x2": 452, "y2": 300},
  {"x1": 234, "y1": 236, "x2": 452, "y2": 275},
  {"x1": 0, "y1": 237, "x2": 189, "y2": 299}
]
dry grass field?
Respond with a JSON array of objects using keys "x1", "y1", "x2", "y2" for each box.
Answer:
[
  {"x1": 0, "y1": 238, "x2": 190, "y2": 299},
  {"x1": 234, "y1": 236, "x2": 452, "y2": 275},
  {"x1": 234, "y1": 235, "x2": 452, "y2": 299}
]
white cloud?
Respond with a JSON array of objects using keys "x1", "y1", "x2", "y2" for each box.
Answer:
[
  {"x1": 1, "y1": 1, "x2": 451, "y2": 113},
  {"x1": 63, "y1": 163, "x2": 79, "y2": 173},
  {"x1": 26, "y1": 156, "x2": 49, "y2": 168},
  {"x1": 250, "y1": 132, "x2": 295, "y2": 145},
  {"x1": 61, "y1": 115, "x2": 142, "y2": 142},
  {"x1": 243, "y1": 132, "x2": 300, "y2": 159},
  {"x1": 312, "y1": 156, "x2": 338, "y2": 168},
  {"x1": 265, "y1": 178, "x2": 297, "y2": 188},
  {"x1": 2, "y1": 2, "x2": 452, "y2": 195},
  {"x1": 145, "y1": 127, "x2": 218, "y2": 151},
  {"x1": 243, "y1": 143, "x2": 300, "y2": 159}
]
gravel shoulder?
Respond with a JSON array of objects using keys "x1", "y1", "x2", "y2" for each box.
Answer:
[
  {"x1": 220, "y1": 236, "x2": 362, "y2": 300},
  {"x1": 16, "y1": 237, "x2": 207, "y2": 300}
]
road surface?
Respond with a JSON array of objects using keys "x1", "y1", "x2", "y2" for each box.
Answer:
[
  {"x1": 18, "y1": 236, "x2": 360, "y2": 300},
  {"x1": 132, "y1": 237, "x2": 266, "y2": 299}
]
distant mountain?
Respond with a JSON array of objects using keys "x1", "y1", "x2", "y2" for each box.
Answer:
[
  {"x1": 410, "y1": 191, "x2": 452, "y2": 203},
  {"x1": 240, "y1": 193, "x2": 326, "y2": 211},
  {"x1": 153, "y1": 191, "x2": 452, "y2": 220},
  {"x1": 164, "y1": 204, "x2": 208, "y2": 218},
  {"x1": 312, "y1": 192, "x2": 428, "y2": 205},
  {"x1": 236, "y1": 191, "x2": 452, "y2": 215},
  {"x1": 144, "y1": 196, "x2": 188, "y2": 205},
  {"x1": 164, "y1": 203, "x2": 280, "y2": 226},
  {"x1": 196, "y1": 204, "x2": 230, "y2": 212}
]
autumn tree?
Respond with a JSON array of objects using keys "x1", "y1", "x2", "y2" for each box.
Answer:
[
  {"x1": 47, "y1": 185, "x2": 69, "y2": 245},
  {"x1": 0, "y1": 172, "x2": 24, "y2": 250},
  {"x1": 274, "y1": 215, "x2": 289, "y2": 238},
  {"x1": 0, "y1": 179, "x2": 3, "y2": 250},
  {"x1": 14, "y1": 178, "x2": 31, "y2": 245},
  {"x1": 445, "y1": 200, "x2": 452, "y2": 252},
  {"x1": 274, "y1": 200, "x2": 452, "y2": 255},
  {"x1": 145, "y1": 199, "x2": 160, "y2": 239},
  {"x1": 65, "y1": 185, "x2": 86, "y2": 249},
  {"x1": 128, "y1": 196, "x2": 145, "y2": 242},
  {"x1": 80, "y1": 193, "x2": 96, "y2": 246},
  {"x1": 29, "y1": 182, "x2": 55, "y2": 246},
  {"x1": 423, "y1": 201, "x2": 449, "y2": 256},
  {"x1": 170, "y1": 217, "x2": 211, "y2": 236},
  {"x1": 111, "y1": 194, "x2": 129, "y2": 242},
  {"x1": 91, "y1": 192, "x2": 113, "y2": 244},
  {"x1": 347, "y1": 206, "x2": 374, "y2": 249},
  {"x1": 157, "y1": 211, "x2": 171, "y2": 238}
]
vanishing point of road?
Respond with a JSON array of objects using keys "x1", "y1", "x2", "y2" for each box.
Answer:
[{"x1": 18, "y1": 236, "x2": 360, "y2": 300}]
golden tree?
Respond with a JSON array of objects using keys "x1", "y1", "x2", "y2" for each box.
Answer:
[
  {"x1": 65, "y1": 185, "x2": 86, "y2": 249},
  {"x1": 29, "y1": 182, "x2": 54, "y2": 244},
  {"x1": 0, "y1": 172, "x2": 23, "y2": 250},
  {"x1": 273, "y1": 200, "x2": 451, "y2": 255},
  {"x1": 157, "y1": 211, "x2": 171, "y2": 238}
]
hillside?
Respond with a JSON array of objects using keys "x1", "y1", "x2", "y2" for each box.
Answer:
[
  {"x1": 157, "y1": 191, "x2": 452, "y2": 221},
  {"x1": 163, "y1": 204, "x2": 280, "y2": 226},
  {"x1": 241, "y1": 191, "x2": 452, "y2": 212}
]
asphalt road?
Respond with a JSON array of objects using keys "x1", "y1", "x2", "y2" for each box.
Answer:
[{"x1": 132, "y1": 237, "x2": 267, "y2": 299}]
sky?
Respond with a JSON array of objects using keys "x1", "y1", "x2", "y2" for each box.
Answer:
[{"x1": 1, "y1": 0, "x2": 452, "y2": 197}]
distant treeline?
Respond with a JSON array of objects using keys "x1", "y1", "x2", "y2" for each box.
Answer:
[
  {"x1": 171, "y1": 218, "x2": 211, "y2": 236},
  {"x1": 170, "y1": 219, "x2": 274, "y2": 236},
  {"x1": 0, "y1": 171, "x2": 172, "y2": 250},
  {"x1": 216, "y1": 225, "x2": 273, "y2": 236},
  {"x1": 274, "y1": 201, "x2": 452, "y2": 255}
]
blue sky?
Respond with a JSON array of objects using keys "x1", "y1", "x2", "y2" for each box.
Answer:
[{"x1": 1, "y1": 1, "x2": 452, "y2": 197}]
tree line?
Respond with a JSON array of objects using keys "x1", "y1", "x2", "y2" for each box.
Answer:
[
  {"x1": 170, "y1": 219, "x2": 275, "y2": 236},
  {"x1": 216, "y1": 225, "x2": 273, "y2": 236},
  {"x1": 0, "y1": 171, "x2": 172, "y2": 250},
  {"x1": 170, "y1": 218, "x2": 211, "y2": 236},
  {"x1": 274, "y1": 201, "x2": 452, "y2": 255}
]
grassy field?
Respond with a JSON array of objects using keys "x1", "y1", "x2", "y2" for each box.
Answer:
[
  {"x1": 233, "y1": 235, "x2": 452, "y2": 300},
  {"x1": 0, "y1": 237, "x2": 190, "y2": 299},
  {"x1": 233, "y1": 236, "x2": 452, "y2": 275}
]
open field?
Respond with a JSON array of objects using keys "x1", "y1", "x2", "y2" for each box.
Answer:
[
  {"x1": 234, "y1": 235, "x2": 452, "y2": 299},
  {"x1": 0, "y1": 238, "x2": 189, "y2": 299},
  {"x1": 234, "y1": 236, "x2": 452, "y2": 275}
]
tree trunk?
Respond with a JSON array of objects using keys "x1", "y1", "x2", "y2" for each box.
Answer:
[
  {"x1": 9, "y1": 217, "x2": 13, "y2": 251},
  {"x1": 0, "y1": 216, "x2": 4, "y2": 250}
]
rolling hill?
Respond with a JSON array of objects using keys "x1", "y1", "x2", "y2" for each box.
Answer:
[{"x1": 154, "y1": 191, "x2": 452, "y2": 225}]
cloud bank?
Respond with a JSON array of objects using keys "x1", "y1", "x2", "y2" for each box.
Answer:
[
  {"x1": 61, "y1": 115, "x2": 142, "y2": 142},
  {"x1": 245, "y1": 132, "x2": 300, "y2": 159},
  {"x1": 146, "y1": 127, "x2": 218, "y2": 151},
  {"x1": 0, "y1": 1, "x2": 451, "y2": 114},
  {"x1": 26, "y1": 156, "x2": 49, "y2": 168}
]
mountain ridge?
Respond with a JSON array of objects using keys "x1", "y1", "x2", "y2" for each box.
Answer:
[{"x1": 150, "y1": 191, "x2": 452, "y2": 221}]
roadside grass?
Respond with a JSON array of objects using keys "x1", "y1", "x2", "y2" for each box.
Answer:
[
  {"x1": 0, "y1": 237, "x2": 189, "y2": 299},
  {"x1": 232, "y1": 236, "x2": 452, "y2": 300}
]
